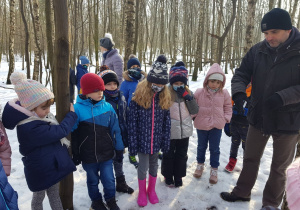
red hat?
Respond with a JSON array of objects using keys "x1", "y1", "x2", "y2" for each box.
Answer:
[{"x1": 80, "y1": 73, "x2": 105, "y2": 95}]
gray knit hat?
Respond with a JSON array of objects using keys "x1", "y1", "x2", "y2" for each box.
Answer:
[
  {"x1": 100, "y1": 33, "x2": 115, "y2": 50},
  {"x1": 147, "y1": 55, "x2": 169, "y2": 85}
]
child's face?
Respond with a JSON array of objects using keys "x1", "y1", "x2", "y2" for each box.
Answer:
[
  {"x1": 87, "y1": 90, "x2": 103, "y2": 101},
  {"x1": 208, "y1": 80, "x2": 222, "y2": 90},
  {"x1": 105, "y1": 82, "x2": 118, "y2": 91},
  {"x1": 34, "y1": 101, "x2": 51, "y2": 118},
  {"x1": 130, "y1": 65, "x2": 140, "y2": 69}
]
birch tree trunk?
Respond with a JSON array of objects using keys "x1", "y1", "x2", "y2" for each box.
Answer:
[
  {"x1": 124, "y1": 0, "x2": 135, "y2": 69},
  {"x1": 7, "y1": 0, "x2": 15, "y2": 84},
  {"x1": 244, "y1": 0, "x2": 257, "y2": 54}
]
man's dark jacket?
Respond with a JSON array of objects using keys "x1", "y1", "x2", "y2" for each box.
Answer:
[{"x1": 232, "y1": 27, "x2": 300, "y2": 134}]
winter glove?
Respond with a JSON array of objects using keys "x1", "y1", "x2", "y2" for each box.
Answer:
[
  {"x1": 72, "y1": 155, "x2": 81, "y2": 166},
  {"x1": 232, "y1": 92, "x2": 247, "y2": 115},
  {"x1": 224, "y1": 123, "x2": 232, "y2": 137},
  {"x1": 265, "y1": 93, "x2": 283, "y2": 111},
  {"x1": 177, "y1": 87, "x2": 193, "y2": 101},
  {"x1": 115, "y1": 150, "x2": 124, "y2": 163}
]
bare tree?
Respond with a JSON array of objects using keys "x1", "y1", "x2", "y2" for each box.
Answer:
[
  {"x1": 124, "y1": 0, "x2": 135, "y2": 69},
  {"x1": 7, "y1": 0, "x2": 16, "y2": 84},
  {"x1": 244, "y1": 0, "x2": 258, "y2": 54}
]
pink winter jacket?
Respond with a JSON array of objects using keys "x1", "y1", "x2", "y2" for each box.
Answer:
[
  {"x1": 0, "y1": 121, "x2": 11, "y2": 176},
  {"x1": 193, "y1": 63, "x2": 232, "y2": 130}
]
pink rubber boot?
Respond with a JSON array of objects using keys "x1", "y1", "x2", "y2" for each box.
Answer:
[
  {"x1": 147, "y1": 174, "x2": 159, "y2": 204},
  {"x1": 137, "y1": 179, "x2": 147, "y2": 207}
]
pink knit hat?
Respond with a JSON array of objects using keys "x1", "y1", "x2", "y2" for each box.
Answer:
[
  {"x1": 286, "y1": 158, "x2": 300, "y2": 210},
  {"x1": 10, "y1": 72, "x2": 54, "y2": 111}
]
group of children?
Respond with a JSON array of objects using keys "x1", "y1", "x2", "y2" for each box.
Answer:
[{"x1": 1, "y1": 52, "x2": 299, "y2": 210}]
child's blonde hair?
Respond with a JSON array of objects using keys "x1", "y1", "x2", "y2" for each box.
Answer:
[{"x1": 132, "y1": 80, "x2": 171, "y2": 110}]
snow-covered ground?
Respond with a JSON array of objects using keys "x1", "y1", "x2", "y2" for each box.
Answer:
[{"x1": 0, "y1": 60, "x2": 274, "y2": 210}]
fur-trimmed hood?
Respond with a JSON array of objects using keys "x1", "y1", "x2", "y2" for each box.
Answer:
[{"x1": 123, "y1": 70, "x2": 147, "y2": 82}]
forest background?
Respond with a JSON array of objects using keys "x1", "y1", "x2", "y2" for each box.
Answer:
[{"x1": 1, "y1": 0, "x2": 300, "y2": 209}]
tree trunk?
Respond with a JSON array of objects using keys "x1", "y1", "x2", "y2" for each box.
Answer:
[
  {"x1": 269, "y1": 0, "x2": 275, "y2": 10},
  {"x1": 19, "y1": 0, "x2": 30, "y2": 78},
  {"x1": 133, "y1": 0, "x2": 139, "y2": 55},
  {"x1": 29, "y1": 0, "x2": 42, "y2": 81},
  {"x1": 7, "y1": 0, "x2": 15, "y2": 84},
  {"x1": 53, "y1": 0, "x2": 73, "y2": 209},
  {"x1": 93, "y1": 0, "x2": 99, "y2": 69},
  {"x1": 244, "y1": 0, "x2": 257, "y2": 54},
  {"x1": 88, "y1": 0, "x2": 93, "y2": 64},
  {"x1": 172, "y1": 0, "x2": 179, "y2": 63},
  {"x1": 124, "y1": 0, "x2": 135, "y2": 69}
]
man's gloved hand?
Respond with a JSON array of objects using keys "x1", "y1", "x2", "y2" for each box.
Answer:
[
  {"x1": 72, "y1": 155, "x2": 81, "y2": 166},
  {"x1": 177, "y1": 87, "x2": 193, "y2": 101},
  {"x1": 115, "y1": 150, "x2": 124, "y2": 163},
  {"x1": 224, "y1": 123, "x2": 231, "y2": 137},
  {"x1": 265, "y1": 93, "x2": 283, "y2": 111},
  {"x1": 232, "y1": 92, "x2": 247, "y2": 115}
]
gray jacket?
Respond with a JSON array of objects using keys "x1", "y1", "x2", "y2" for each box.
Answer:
[
  {"x1": 169, "y1": 87, "x2": 199, "y2": 139},
  {"x1": 102, "y1": 49, "x2": 124, "y2": 84}
]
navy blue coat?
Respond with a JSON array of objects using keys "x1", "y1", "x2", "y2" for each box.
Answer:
[
  {"x1": 76, "y1": 64, "x2": 88, "y2": 93},
  {"x1": 127, "y1": 92, "x2": 171, "y2": 156},
  {"x1": 104, "y1": 91, "x2": 128, "y2": 147},
  {"x1": 2, "y1": 99, "x2": 77, "y2": 192},
  {"x1": 0, "y1": 160, "x2": 18, "y2": 210}
]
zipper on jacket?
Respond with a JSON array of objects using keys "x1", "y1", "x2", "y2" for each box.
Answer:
[
  {"x1": 151, "y1": 93, "x2": 156, "y2": 154},
  {"x1": 178, "y1": 100, "x2": 183, "y2": 139},
  {"x1": 91, "y1": 106, "x2": 99, "y2": 162},
  {"x1": 79, "y1": 136, "x2": 89, "y2": 153}
]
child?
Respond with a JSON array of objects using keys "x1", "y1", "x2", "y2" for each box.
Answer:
[
  {"x1": 71, "y1": 73, "x2": 124, "y2": 210},
  {"x1": 98, "y1": 69, "x2": 134, "y2": 194},
  {"x1": 285, "y1": 158, "x2": 300, "y2": 210},
  {"x1": 161, "y1": 61, "x2": 199, "y2": 187},
  {"x1": 0, "y1": 105, "x2": 12, "y2": 176},
  {"x1": 2, "y1": 72, "x2": 77, "y2": 210},
  {"x1": 120, "y1": 54, "x2": 147, "y2": 168},
  {"x1": 76, "y1": 55, "x2": 90, "y2": 94},
  {"x1": 193, "y1": 63, "x2": 232, "y2": 184},
  {"x1": 128, "y1": 55, "x2": 171, "y2": 207},
  {"x1": 224, "y1": 83, "x2": 252, "y2": 172}
]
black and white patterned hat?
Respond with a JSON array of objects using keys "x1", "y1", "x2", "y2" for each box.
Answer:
[{"x1": 147, "y1": 55, "x2": 169, "y2": 85}]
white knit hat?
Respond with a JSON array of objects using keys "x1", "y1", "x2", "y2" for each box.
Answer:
[
  {"x1": 10, "y1": 72, "x2": 54, "y2": 110},
  {"x1": 208, "y1": 73, "x2": 224, "y2": 82},
  {"x1": 286, "y1": 158, "x2": 300, "y2": 210}
]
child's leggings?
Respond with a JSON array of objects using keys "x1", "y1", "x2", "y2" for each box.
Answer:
[
  {"x1": 137, "y1": 152, "x2": 159, "y2": 180},
  {"x1": 31, "y1": 182, "x2": 63, "y2": 210}
]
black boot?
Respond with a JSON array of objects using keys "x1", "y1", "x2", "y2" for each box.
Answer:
[
  {"x1": 90, "y1": 199, "x2": 108, "y2": 210},
  {"x1": 106, "y1": 197, "x2": 120, "y2": 210},
  {"x1": 220, "y1": 192, "x2": 250, "y2": 202},
  {"x1": 116, "y1": 175, "x2": 134, "y2": 194}
]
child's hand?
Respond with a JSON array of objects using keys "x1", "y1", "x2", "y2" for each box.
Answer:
[{"x1": 70, "y1": 103, "x2": 75, "y2": 112}]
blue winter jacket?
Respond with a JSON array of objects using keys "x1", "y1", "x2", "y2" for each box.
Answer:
[
  {"x1": 2, "y1": 99, "x2": 77, "y2": 192},
  {"x1": 76, "y1": 64, "x2": 88, "y2": 92},
  {"x1": 104, "y1": 91, "x2": 128, "y2": 147},
  {"x1": 0, "y1": 161, "x2": 18, "y2": 210},
  {"x1": 128, "y1": 92, "x2": 171, "y2": 156},
  {"x1": 71, "y1": 95, "x2": 124, "y2": 164}
]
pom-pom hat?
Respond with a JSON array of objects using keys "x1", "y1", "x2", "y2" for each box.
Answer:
[
  {"x1": 98, "y1": 70, "x2": 119, "y2": 87},
  {"x1": 80, "y1": 73, "x2": 105, "y2": 95},
  {"x1": 147, "y1": 55, "x2": 169, "y2": 85},
  {"x1": 100, "y1": 33, "x2": 115, "y2": 50},
  {"x1": 10, "y1": 72, "x2": 54, "y2": 111},
  {"x1": 127, "y1": 54, "x2": 141, "y2": 70},
  {"x1": 79, "y1": 56, "x2": 90, "y2": 65},
  {"x1": 169, "y1": 61, "x2": 188, "y2": 85}
]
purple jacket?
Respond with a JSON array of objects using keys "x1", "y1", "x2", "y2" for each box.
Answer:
[{"x1": 102, "y1": 49, "x2": 124, "y2": 84}]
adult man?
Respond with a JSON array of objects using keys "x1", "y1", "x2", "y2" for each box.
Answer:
[
  {"x1": 100, "y1": 33, "x2": 124, "y2": 85},
  {"x1": 220, "y1": 8, "x2": 300, "y2": 208}
]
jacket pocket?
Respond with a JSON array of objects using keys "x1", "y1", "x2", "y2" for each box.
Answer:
[{"x1": 276, "y1": 111, "x2": 300, "y2": 131}]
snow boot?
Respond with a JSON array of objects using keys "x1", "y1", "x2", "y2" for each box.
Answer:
[
  {"x1": 129, "y1": 155, "x2": 139, "y2": 168},
  {"x1": 174, "y1": 177, "x2": 183, "y2": 187},
  {"x1": 106, "y1": 197, "x2": 120, "y2": 210},
  {"x1": 147, "y1": 174, "x2": 159, "y2": 204},
  {"x1": 137, "y1": 179, "x2": 147, "y2": 207},
  {"x1": 116, "y1": 175, "x2": 134, "y2": 194},
  {"x1": 90, "y1": 198, "x2": 108, "y2": 210},
  {"x1": 220, "y1": 192, "x2": 250, "y2": 202},
  {"x1": 209, "y1": 168, "x2": 218, "y2": 184},
  {"x1": 193, "y1": 163, "x2": 204, "y2": 178},
  {"x1": 164, "y1": 177, "x2": 174, "y2": 188},
  {"x1": 225, "y1": 157, "x2": 237, "y2": 173}
]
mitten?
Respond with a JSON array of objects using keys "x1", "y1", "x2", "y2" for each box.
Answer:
[
  {"x1": 177, "y1": 87, "x2": 193, "y2": 101},
  {"x1": 265, "y1": 93, "x2": 283, "y2": 111},
  {"x1": 115, "y1": 150, "x2": 124, "y2": 163},
  {"x1": 232, "y1": 92, "x2": 247, "y2": 115},
  {"x1": 72, "y1": 155, "x2": 81, "y2": 166},
  {"x1": 224, "y1": 123, "x2": 232, "y2": 137}
]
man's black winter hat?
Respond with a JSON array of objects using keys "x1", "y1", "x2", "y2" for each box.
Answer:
[{"x1": 261, "y1": 8, "x2": 292, "y2": 32}]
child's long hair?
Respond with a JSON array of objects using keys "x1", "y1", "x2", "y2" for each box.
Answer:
[{"x1": 132, "y1": 80, "x2": 171, "y2": 110}]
